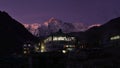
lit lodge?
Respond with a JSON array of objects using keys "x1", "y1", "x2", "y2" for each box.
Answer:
[{"x1": 36, "y1": 29, "x2": 76, "y2": 53}]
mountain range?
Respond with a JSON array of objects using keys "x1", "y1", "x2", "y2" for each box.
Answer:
[{"x1": 23, "y1": 17, "x2": 101, "y2": 37}]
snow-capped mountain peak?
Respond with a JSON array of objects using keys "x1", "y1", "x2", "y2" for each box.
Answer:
[
  {"x1": 22, "y1": 18, "x2": 97, "y2": 37},
  {"x1": 48, "y1": 17, "x2": 61, "y2": 23},
  {"x1": 88, "y1": 24, "x2": 101, "y2": 29},
  {"x1": 43, "y1": 17, "x2": 62, "y2": 26}
]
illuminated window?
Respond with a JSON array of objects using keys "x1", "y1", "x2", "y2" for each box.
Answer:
[
  {"x1": 53, "y1": 37, "x2": 66, "y2": 41},
  {"x1": 38, "y1": 43, "x2": 41, "y2": 46},
  {"x1": 65, "y1": 45, "x2": 75, "y2": 48},
  {"x1": 24, "y1": 51, "x2": 27, "y2": 54},
  {"x1": 41, "y1": 50, "x2": 44, "y2": 52},
  {"x1": 35, "y1": 46, "x2": 39, "y2": 52},
  {"x1": 24, "y1": 44, "x2": 27, "y2": 47},
  {"x1": 58, "y1": 37, "x2": 65, "y2": 40},
  {"x1": 71, "y1": 37, "x2": 75, "y2": 40},
  {"x1": 67, "y1": 48, "x2": 73, "y2": 51},
  {"x1": 110, "y1": 35, "x2": 120, "y2": 40},
  {"x1": 44, "y1": 39, "x2": 47, "y2": 43},
  {"x1": 28, "y1": 44, "x2": 31, "y2": 47},
  {"x1": 66, "y1": 37, "x2": 75, "y2": 41},
  {"x1": 47, "y1": 37, "x2": 52, "y2": 41},
  {"x1": 65, "y1": 45, "x2": 69, "y2": 47},
  {"x1": 41, "y1": 45, "x2": 46, "y2": 52},
  {"x1": 36, "y1": 47, "x2": 39, "y2": 50},
  {"x1": 53, "y1": 37, "x2": 58, "y2": 41},
  {"x1": 53, "y1": 36, "x2": 75, "y2": 41},
  {"x1": 44, "y1": 36, "x2": 75, "y2": 42},
  {"x1": 41, "y1": 45, "x2": 45, "y2": 49}
]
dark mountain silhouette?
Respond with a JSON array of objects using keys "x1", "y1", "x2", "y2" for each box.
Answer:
[
  {"x1": 100, "y1": 17, "x2": 120, "y2": 33},
  {"x1": 84, "y1": 26, "x2": 101, "y2": 48},
  {"x1": 101, "y1": 17, "x2": 120, "y2": 28},
  {"x1": 69, "y1": 17, "x2": 120, "y2": 48},
  {"x1": 85, "y1": 17, "x2": 120, "y2": 34},
  {"x1": 0, "y1": 11, "x2": 38, "y2": 56}
]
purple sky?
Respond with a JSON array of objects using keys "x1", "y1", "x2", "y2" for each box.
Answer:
[{"x1": 0, "y1": 0, "x2": 120, "y2": 25}]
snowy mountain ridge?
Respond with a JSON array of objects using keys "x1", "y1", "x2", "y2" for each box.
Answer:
[{"x1": 23, "y1": 17, "x2": 101, "y2": 36}]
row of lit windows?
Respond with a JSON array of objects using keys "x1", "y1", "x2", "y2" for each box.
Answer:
[
  {"x1": 23, "y1": 48, "x2": 30, "y2": 54},
  {"x1": 53, "y1": 37, "x2": 75, "y2": 41},
  {"x1": 23, "y1": 44, "x2": 31, "y2": 54},
  {"x1": 23, "y1": 44, "x2": 31, "y2": 47},
  {"x1": 44, "y1": 36, "x2": 75, "y2": 43},
  {"x1": 64, "y1": 45, "x2": 75, "y2": 48},
  {"x1": 110, "y1": 35, "x2": 120, "y2": 40}
]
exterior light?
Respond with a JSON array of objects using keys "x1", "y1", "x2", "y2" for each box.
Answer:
[{"x1": 62, "y1": 50, "x2": 67, "y2": 53}]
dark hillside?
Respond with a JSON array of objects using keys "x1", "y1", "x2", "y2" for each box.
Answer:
[{"x1": 0, "y1": 11, "x2": 38, "y2": 56}]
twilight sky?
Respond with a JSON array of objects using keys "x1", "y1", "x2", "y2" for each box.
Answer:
[{"x1": 0, "y1": 0, "x2": 120, "y2": 25}]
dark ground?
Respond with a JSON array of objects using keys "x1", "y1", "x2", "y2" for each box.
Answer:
[{"x1": 1, "y1": 47, "x2": 120, "y2": 68}]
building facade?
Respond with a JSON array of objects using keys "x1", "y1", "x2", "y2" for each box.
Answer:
[{"x1": 36, "y1": 29, "x2": 77, "y2": 53}]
